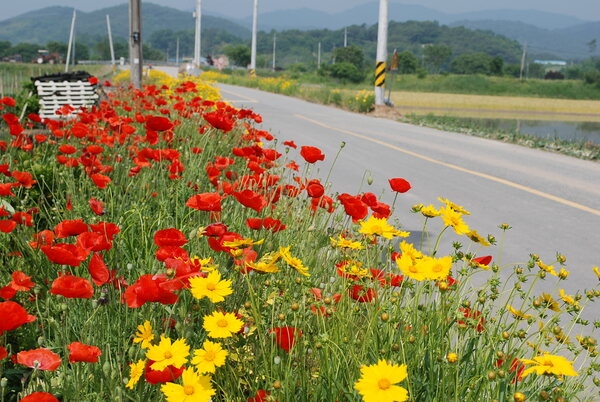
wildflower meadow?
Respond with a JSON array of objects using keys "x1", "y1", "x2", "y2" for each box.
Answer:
[{"x1": 0, "y1": 70, "x2": 599, "y2": 402}]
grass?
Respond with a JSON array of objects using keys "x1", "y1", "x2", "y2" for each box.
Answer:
[{"x1": 0, "y1": 67, "x2": 599, "y2": 402}]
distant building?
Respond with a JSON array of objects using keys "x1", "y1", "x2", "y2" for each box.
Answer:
[{"x1": 533, "y1": 59, "x2": 567, "y2": 71}]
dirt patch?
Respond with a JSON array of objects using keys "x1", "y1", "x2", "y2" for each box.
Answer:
[{"x1": 368, "y1": 105, "x2": 404, "y2": 120}]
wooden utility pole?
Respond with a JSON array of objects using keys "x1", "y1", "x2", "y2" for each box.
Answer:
[
  {"x1": 194, "y1": 0, "x2": 201, "y2": 68},
  {"x1": 374, "y1": 0, "x2": 389, "y2": 106},
  {"x1": 250, "y1": 0, "x2": 258, "y2": 75},
  {"x1": 129, "y1": 0, "x2": 142, "y2": 88}
]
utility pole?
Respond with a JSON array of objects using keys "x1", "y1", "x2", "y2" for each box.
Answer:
[
  {"x1": 129, "y1": 0, "x2": 142, "y2": 88},
  {"x1": 65, "y1": 9, "x2": 76, "y2": 72},
  {"x1": 194, "y1": 0, "x2": 201, "y2": 68},
  {"x1": 519, "y1": 42, "x2": 528, "y2": 81},
  {"x1": 317, "y1": 41, "x2": 321, "y2": 69},
  {"x1": 374, "y1": 0, "x2": 389, "y2": 106},
  {"x1": 106, "y1": 15, "x2": 116, "y2": 70},
  {"x1": 344, "y1": 27, "x2": 347, "y2": 47},
  {"x1": 250, "y1": 0, "x2": 258, "y2": 75},
  {"x1": 272, "y1": 32, "x2": 276, "y2": 71}
]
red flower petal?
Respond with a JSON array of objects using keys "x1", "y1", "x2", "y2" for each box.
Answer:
[
  {"x1": 88, "y1": 253, "x2": 110, "y2": 286},
  {"x1": 20, "y1": 392, "x2": 59, "y2": 402},
  {"x1": 389, "y1": 177, "x2": 411, "y2": 193},
  {"x1": 67, "y1": 341, "x2": 102, "y2": 363},
  {"x1": 154, "y1": 228, "x2": 188, "y2": 247},
  {"x1": 300, "y1": 145, "x2": 325, "y2": 163},
  {"x1": 0, "y1": 301, "x2": 36, "y2": 334},
  {"x1": 50, "y1": 274, "x2": 94, "y2": 299},
  {"x1": 270, "y1": 326, "x2": 302, "y2": 353},
  {"x1": 17, "y1": 348, "x2": 61, "y2": 371},
  {"x1": 186, "y1": 192, "x2": 222, "y2": 212}
]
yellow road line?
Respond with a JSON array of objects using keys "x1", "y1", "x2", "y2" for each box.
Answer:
[{"x1": 296, "y1": 114, "x2": 600, "y2": 217}]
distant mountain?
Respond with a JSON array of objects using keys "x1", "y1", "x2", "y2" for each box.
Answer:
[
  {"x1": 236, "y1": 2, "x2": 588, "y2": 31},
  {"x1": 1, "y1": 2, "x2": 598, "y2": 60},
  {"x1": 0, "y1": 3, "x2": 250, "y2": 45},
  {"x1": 452, "y1": 20, "x2": 600, "y2": 60}
]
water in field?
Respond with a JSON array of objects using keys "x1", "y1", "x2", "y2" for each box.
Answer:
[{"x1": 507, "y1": 120, "x2": 600, "y2": 145}]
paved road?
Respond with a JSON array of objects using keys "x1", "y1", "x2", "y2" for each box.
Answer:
[{"x1": 216, "y1": 84, "x2": 600, "y2": 294}]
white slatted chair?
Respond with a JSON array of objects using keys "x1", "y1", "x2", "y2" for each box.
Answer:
[{"x1": 33, "y1": 73, "x2": 99, "y2": 120}]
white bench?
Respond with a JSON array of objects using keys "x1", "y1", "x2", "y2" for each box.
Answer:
[{"x1": 33, "y1": 73, "x2": 99, "y2": 120}]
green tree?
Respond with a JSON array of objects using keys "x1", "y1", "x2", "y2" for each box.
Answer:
[
  {"x1": 223, "y1": 44, "x2": 251, "y2": 67},
  {"x1": 489, "y1": 56, "x2": 504, "y2": 76},
  {"x1": 450, "y1": 53, "x2": 491, "y2": 75},
  {"x1": 332, "y1": 45, "x2": 365, "y2": 69},
  {"x1": 0, "y1": 40, "x2": 12, "y2": 58},
  {"x1": 396, "y1": 50, "x2": 418, "y2": 74},
  {"x1": 423, "y1": 44, "x2": 451, "y2": 74},
  {"x1": 328, "y1": 62, "x2": 365, "y2": 83}
]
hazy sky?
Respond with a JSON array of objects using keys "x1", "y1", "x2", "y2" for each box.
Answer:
[{"x1": 3, "y1": 0, "x2": 600, "y2": 21}]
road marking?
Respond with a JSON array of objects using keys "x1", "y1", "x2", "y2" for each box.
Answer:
[
  {"x1": 219, "y1": 88, "x2": 258, "y2": 103},
  {"x1": 296, "y1": 114, "x2": 600, "y2": 218}
]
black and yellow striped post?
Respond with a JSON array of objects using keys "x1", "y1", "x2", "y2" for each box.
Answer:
[{"x1": 375, "y1": 61, "x2": 386, "y2": 88}]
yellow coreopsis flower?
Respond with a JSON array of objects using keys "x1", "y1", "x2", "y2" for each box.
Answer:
[
  {"x1": 191, "y1": 340, "x2": 228, "y2": 374},
  {"x1": 558, "y1": 289, "x2": 579, "y2": 307},
  {"x1": 358, "y1": 216, "x2": 410, "y2": 240},
  {"x1": 223, "y1": 237, "x2": 264, "y2": 249},
  {"x1": 506, "y1": 304, "x2": 533, "y2": 320},
  {"x1": 465, "y1": 230, "x2": 491, "y2": 246},
  {"x1": 537, "y1": 259, "x2": 558, "y2": 276},
  {"x1": 125, "y1": 359, "x2": 146, "y2": 389},
  {"x1": 146, "y1": 336, "x2": 190, "y2": 371},
  {"x1": 440, "y1": 205, "x2": 470, "y2": 235},
  {"x1": 330, "y1": 235, "x2": 364, "y2": 250},
  {"x1": 279, "y1": 246, "x2": 310, "y2": 276},
  {"x1": 420, "y1": 204, "x2": 442, "y2": 218},
  {"x1": 438, "y1": 197, "x2": 470, "y2": 215},
  {"x1": 520, "y1": 353, "x2": 578, "y2": 378},
  {"x1": 593, "y1": 266, "x2": 600, "y2": 280},
  {"x1": 133, "y1": 320, "x2": 155, "y2": 349},
  {"x1": 203, "y1": 311, "x2": 244, "y2": 339},
  {"x1": 189, "y1": 270, "x2": 233, "y2": 303},
  {"x1": 245, "y1": 251, "x2": 281, "y2": 273},
  {"x1": 354, "y1": 359, "x2": 409, "y2": 402},
  {"x1": 337, "y1": 259, "x2": 370, "y2": 279},
  {"x1": 161, "y1": 367, "x2": 216, "y2": 402}
]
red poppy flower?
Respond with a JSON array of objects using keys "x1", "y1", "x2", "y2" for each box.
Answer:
[
  {"x1": 88, "y1": 76, "x2": 99, "y2": 85},
  {"x1": 0, "y1": 346, "x2": 7, "y2": 360},
  {"x1": 203, "y1": 110, "x2": 234, "y2": 132},
  {"x1": 457, "y1": 307, "x2": 485, "y2": 333},
  {"x1": 389, "y1": 177, "x2": 411, "y2": 193},
  {"x1": 50, "y1": 274, "x2": 94, "y2": 299},
  {"x1": 153, "y1": 228, "x2": 188, "y2": 247},
  {"x1": 199, "y1": 222, "x2": 228, "y2": 237},
  {"x1": 8, "y1": 270, "x2": 35, "y2": 292},
  {"x1": 41, "y1": 243, "x2": 89, "y2": 267},
  {"x1": 11, "y1": 211, "x2": 34, "y2": 226},
  {"x1": 17, "y1": 348, "x2": 61, "y2": 371},
  {"x1": 77, "y1": 231, "x2": 113, "y2": 252},
  {"x1": 248, "y1": 389, "x2": 272, "y2": 402},
  {"x1": 0, "y1": 219, "x2": 17, "y2": 233},
  {"x1": 299, "y1": 145, "x2": 325, "y2": 163},
  {"x1": 270, "y1": 326, "x2": 302, "y2": 353},
  {"x1": 186, "y1": 192, "x2": 222, "y2": 212},
  {"x1": 496, "y1": 357, "x2": 525, "y2": 383},
  {"x1": 0, "y1": 301, "x2": 36, "y2": 334},
  {"x1": 90, "y1": 173, "x2": 111, "y2": 189},
  {"x1": 144, "y1": 360, "x2": 184, "y2": 384},
  {"x1": 67, "y1": 341, "x2": 102, "y2": 363},
  {"x1": 233, "y1": 189, "x2": 267, "y2": 212},
  {"x1": 20, "y1": 392, "x2": 59, "y2": 402},
  {"x1": 145, "y1": 115, "x2": 174, "y2": 132},
  {"x1": 59, "y1": 144, "x2": 77, "y2": 154},
  {"x1": 306, "y1": 179, "x2": 325, "y2": 198},
  {"x1": 11, "y1": 171, "x2": 36, "y2": 188},
  {"x1": 472, "y1": 255, "x2": 493, "y2": 267},
  {"x1": 338, "y1": 193, "x2": 368, "y2": 221},
  {"x1": 348, "y1": 285, "x2": 377, "y2": 303},
  {"x1": 54, "y1": 219, "x2": 89, "y2": 238},
  {"x1": 124, "y1": 274, "x2": 178, "y2": 308},
  {"x1": 89, "y1": 221, "x2": 120, "y2": 241},
  {"x1": 370, "y1": 269, "x2": 403, "y2": 287},
  {"x1": 88, "y1": 252, "x2": 110, "y2": 286},
  {"x1": 29, "y1": 230, "x2": 55, "y2": 248},
  {"x1": 88, "y1": 198, "x2": 105, "y2": 215}
]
